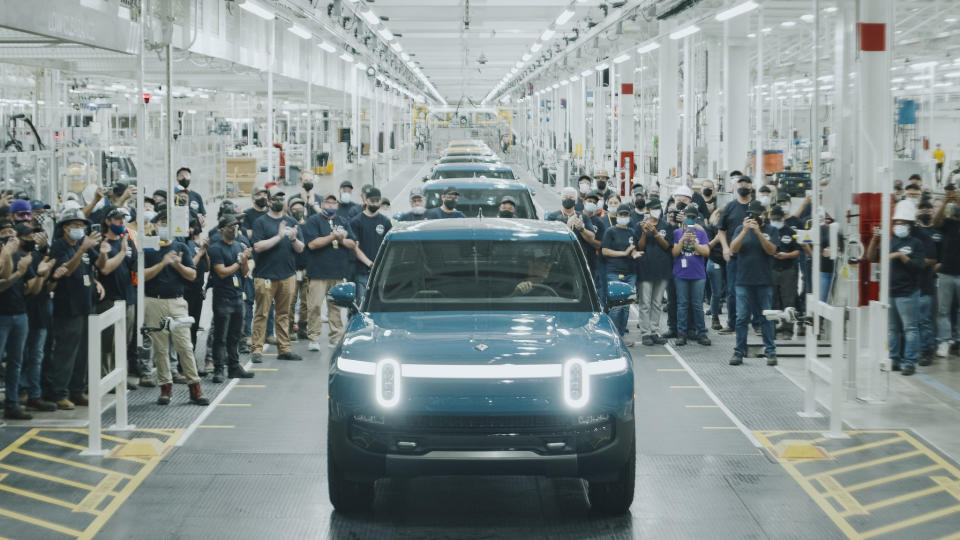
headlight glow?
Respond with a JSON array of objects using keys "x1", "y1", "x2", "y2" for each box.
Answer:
[
  {"x1": 563, "y1": 358, "x2": 590, "y2": 408},
  {"x1": 375, "y1": 358, "x2": 401, "y2": 408}
]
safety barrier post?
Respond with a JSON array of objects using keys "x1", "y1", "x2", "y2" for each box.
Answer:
[
  {"x1": 797, "y1": 294, "x2": 849, "y2": 439},
  {"x1": 80, "y1": 301, "x2": 134, "y2": 456}
]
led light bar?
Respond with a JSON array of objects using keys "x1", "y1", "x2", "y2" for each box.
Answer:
[
  {"x1": 555, "y1": 9, "x2": 575, "y2": 26},
  {"x1": 715, "y1": 1, "x2": 758, "y2": 22},
  {"x1": 531, "y1": 43, "x2": 543, "y2": 52},
  {"x1": 238, "y1": 0, "x2": 275, "y2": 20},
  {"x1": 522, "y1": 53, "x2": 532, "y2": 62},
  {"x1": 581, "y1": 69, "x2": 593, "y2": 77},
  {"x1": 670, "y1": 24, "x2": 701, "y2": 40},
  {"x1": 391, "y1": 42, "x2": 402, "y2": 52},
  {"x1": 637, "y1": 41, "x2": 660, "y2": 54},
  {"x1": 613, "y1": 53, "x2": 630, "y2": 64},
  {"x1": 318, "y1": 41, "x2": 336, "y2": 53},
  {"x1": 541, "y1": 28, "x2": 556, "y2": 41},
  {"x1": 340, "y1": 52, "x2": 354, "y2": 63},
  {"x1": 595, "y1": 62, "x2": 609, "y2": 71},
  {"x1": 379, "y1": 27, "x2": 395, "y2": 41},
  {"x1": 360, "y1": 9, "x2": 380, "y2": 26},
  {"x1": 375, "y1": 359, "x2": 401, "y2": 408},
  {"x1": 401, "y1": 52, "x2": 410, "y2": 61},
  {"x1": 287, "y1": 24, "x2": 311, "y2": 40}
]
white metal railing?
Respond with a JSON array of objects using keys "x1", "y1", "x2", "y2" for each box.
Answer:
[
  {"x1": 798, "y1": 294, "x2": 849, "y2": 439},
  {"x1": 80, "y1": 301, "x2": 133, "y2": 456}
]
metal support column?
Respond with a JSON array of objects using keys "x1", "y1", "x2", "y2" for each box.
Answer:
[
  {"x1": 755, "y1": 9, "x2": 764, "y2": 181},
  {"x1": 266, "y1": 20, "x2": 275, "y2": 181},
  {"x1": 658, "y1": 21, "x2": 679, "y2": 183}
]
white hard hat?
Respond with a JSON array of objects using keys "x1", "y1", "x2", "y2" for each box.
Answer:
[
  {"x1": 674, "y1": 185, "x2": 693, "y2": 199},
  {"x1": 893, "y1": 200, "x2": 917, "y2": 222}
]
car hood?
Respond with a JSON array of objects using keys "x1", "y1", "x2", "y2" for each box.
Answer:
[{"x1": 339, "y1": 311, "x2": 626, "y2": 364}]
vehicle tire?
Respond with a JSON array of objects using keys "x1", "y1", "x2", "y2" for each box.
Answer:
[
  {"x1": 586, "y1": 444, "x2": 635, "y2": 515},
  {"x1": 327, "y1": 433, "x2": 375, "y2": 513}
]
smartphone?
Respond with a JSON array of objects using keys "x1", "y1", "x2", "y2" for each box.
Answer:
[{"x1": 90, "y1": 224, "x2": 101, "y2": 234}]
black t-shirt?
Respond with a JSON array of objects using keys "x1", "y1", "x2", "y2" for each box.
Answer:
[
  {"x1": 289, "y1": 192, "x2": 323, "y2": 216},
  {"x1": 251, "y1": 215, "x2": 303, "y2": 280},
  {"x1": 913, "y1": 227, "x2": 938, "y2": 296},
  {"x1": 243, "y1": 207, "x2": 268, "y2": 236},
  {"x1": 719, "y1": 200, "x2": 750, "y2": 260},
  {"x1": 425, "y1": 208, "x2": 466, "y2": 219},
  {"x1": 890, "y1": 234, "x2": 925, "y2": 297},
  {"x1": 100, "y1": 237, "x2": 136, "y2": 305},
  {"x1": 397, "y1": 211, "x2": 427, "y2": 222},
  {"x1": 186, "y1": 190, "x2": 206, "y2": 216},
  {"x1": 637, "y1": 221, "x2": 675, "y2": 282},
  {"x1": 350, "y1": 213, "x2": 393, "y2": 273},
  {"x1": 547, "y1": 211, "x2": 598, "y2": 269},
  {"x1": 602, "y1": 226, "x2": 637, "y2": 275},
  {"x1": 25, "y1": 255, "x2": 51, "y2": 328},
  {"x1": 207, "y1": 239, "x2": 245, "y2": 301},
  {"x1": 144, "y1": 241, "x2": 194, "y2": 298},
  {"x1": 705, "y1": 223, "x2": 724, "y2": 265},
  {"x1": 50, "y1": 237, "x2": 98, "y2": 318},
  {"x1": 938, "y1": 220, "x2": 960, "y2": 276},
  {"x1": 302, "y1": 214, "x2": 356, "y2": 280},
  {"x1": 0, "y1": 252, "x2": 35, "y2": 315},
  {"x1": 185, "y1": 239, "x2": 208, "y2": 293},
  {"x1": 771, "y1": 225, "x2": 799, "y2": 271},
  {"x1": 732, "y1": 224, "x2": 775, "y2": 286}
]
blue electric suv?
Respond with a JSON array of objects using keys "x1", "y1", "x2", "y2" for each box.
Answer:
[{"x1": 326, "y1": 219, "x2": 636, "y2": 514}]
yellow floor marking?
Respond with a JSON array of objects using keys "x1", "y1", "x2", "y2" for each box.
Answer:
[
  {"x1": 197, "y1": 425, "x2": 235, "y2": 429},
  {"x1": 56, "y1": 428, "x2": 131, "y2": 444},
  {"x1": 0, "y1": 429, "x2": 39, "y2": 462},
  {"x1": 844, "y1": 464, "x2": 946, "y2": 493},
  {"x1": 217, "y1": 403, "x2": 251, "y2": 407},
  {"x1": 829, "y1": 436, "x2": 904, "y2": 457},
  {"x1": 819, "y1": 476, "x2": 867, "y2": 516},
  {"x1": 12, "y1": 448, "x2": 135, "y2": 479},
  {"x1": 249, "y1": 368, "x2": 278, "y2": 371},
  {"x1": 703, "y1": 426, "x2": 739, "y2": 430},
  {"x1": 936, "y1": 531, "x2": 960, "y2": 540},
  {"x1": 843, "y1": 484, "x2": 953, "y2": 517},
  {"x1": 0, "y1": 480, "x2": 100, "y2": 514},
  {"x1": 931, "y1": 475, "x2": 960, "y2": 500},
  {"x1": 75, "y1": 473, "x2": 123, "y2": 514},
  {"x1": 0, "y1": 463, "x2": 102, "y2": 492},
  {"x1": 32, "y1": 435, "x2": 95, "y2": 451},
  {"x1": 806, "y1": 450, "x2": 924, "y2": 479},
  {"x1": 670, "y1": 385, "x2": 702, "y2": 389},
  {"x1": 656, "y1": 368, "x2": 686, "y2": 372},
  {"x1": 0, "y1": 506, "x2": 84, "y2": 537},
  {"x1": 685, "y1": 405, "x2": 720, "y2": 408},
  {"x1": 861, "y1": 504, "x2": 960, "y2": 539},
  {"x1": 234, "y1": 384, "x2": 265, "y2": 388}
]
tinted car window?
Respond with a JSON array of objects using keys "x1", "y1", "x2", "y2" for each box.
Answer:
[
  {"x1": 431, "y1": 169, "x2": 515, "y2": 180},
  {"x1": 367, "y1": 240, "x2": 595, "y2": 312},
  {"x1": 423, "y1": 187, "x2": 536, "y2": 218}
]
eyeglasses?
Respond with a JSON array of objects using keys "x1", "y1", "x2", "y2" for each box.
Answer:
[{"x1": 13, "y1": 211, "x2": 31, "y2": 220}]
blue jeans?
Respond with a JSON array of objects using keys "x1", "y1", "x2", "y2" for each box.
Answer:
[
  {"x1": 819, "y1": 272, "x2": 833, "y2": 303},
  {"x1": 937, "y1": 274, "x2": 960, "y2": 343},
  {"x1": 243, "y1": 277, "x2": 255, "y2": 337},
  {"x1": 606, "y1": 272, "x2": 636, "y2": 336},
  {"x1": 1, "y1": 314, "x2": 30, "y2": 408},
  {"x1": 676, "y1": 278, "x2": 707, "y2": 338},
  {"x1": 735, "y1": 285, "x2": 775, "y2": 358},
  {"x1": 917, "y1": 294, "x2": 935, "y2": 355},
  {"x1": 890, "y1": 290, "x2": 921, "y2": 368},
  {"x1": 706, "y1": 259, "x2": 724, "y2": 319},
  {"x1": 19, "y1": 326, "x2": 47, "y2": 400},
  {"x1": 726, "y1": 258, "x2": 738, "y2": 329}
]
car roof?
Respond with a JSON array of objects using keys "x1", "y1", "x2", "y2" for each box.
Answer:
[
  {"x1": 388, "y1": 217, "x2": 575, "y2": 241},
  {"x1": 422, "y1": 178, "x2": 528, "y2": 191},
  {"x1": 433, "y1": 163, "x2": 512, "y2": 172}
]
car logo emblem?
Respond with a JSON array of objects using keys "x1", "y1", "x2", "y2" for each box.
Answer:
[{"x1": 474, "y1": 344, "x2": 488, "y2": 352}]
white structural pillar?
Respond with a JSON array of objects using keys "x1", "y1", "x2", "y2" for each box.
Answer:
[
  {"x1": 681, "y1": 38, "x2": 691, "y2": 180},
  {"x1": 658, "y1": 22, "x2": 679, "y2": 183},
  {"x1": 306, "y1": 56, "x2": 312, "y2": 174},
  {"x1": 572, "y1": 77, "x2": 585, "y2": 169},
  {"x1": 755, "y1": 9, "x2": 764, "y2": 180},
  {"x1": 618, "y1": 58, "x2": 636, "y2": 190},
  {"x1": 723, "y1": 18, "x2": 751, "y2": 178},
  {"x1": 266, "y1": 20, "x2": 275, "y2": 181},
  {"x1": 592, "y1": 71, "x2": 605, "y2": 171},
  {"x1": 706, "y1": 36, "x2": 722, "y2": 180}
]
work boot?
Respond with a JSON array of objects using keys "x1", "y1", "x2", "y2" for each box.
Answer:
[
  {"x1": 139, "y1": 376, "x2": 156, "y2": 388},
  {"x1": 188, "y1": 383, "x2": 210, "y2": 406},
  {"x1": 675, "y1": 336, "x2": 687, "y2": 346},
  {"x1": 711, "y1": 317, "x2": 722, "y2": 331},
  {"x1": 766, "y1": 355, "x2": 778, "y2": 367},
  {"x1": 919, "y1": 352, "x2": 934, "y2": 367},
  {"x1": 641, "y1": 335, "x2": 654, "y2": 346},
  {"x1": 652, "y1": 335, "x2": 667, "y2": 345},
  {"x1": 157, "y1": 383, "x2": 173, "y2": 405},
  {"x1": 26, "y1": 398, "x2": 57, "y2": 412},
  {"x1": 902, "y1": 364, "x2": 916, "y2": 376},
  {"x1": 277, "y1": 352, "x2": 303, "y2": 361},
  {"x1": 697, "y1": 335, "x2": 712, "y2": 346},
  {"x1": 239, "y1": 341, "x2": 251, "y2": 354},
  {"x1": 250, "y1": 353, "x2": 263, "y2": 364},
  {"x1": 717, "y1": 327, "x2": 734, "y2": 335},
  {"x1": 211, "y1": 367, "x2": 225, "y2": 384},
  {"x1": 729, "y1": 354, "x2": 743, "y2": 366},
  {"x1": 70, "y1": 394, "x2": 89, "y2": 406},
  {"x1": 297, "y1": 328, "x2": 309, "y2": 341},
  {"x1": 228, "y1": 366, "x2": 255, "y2": 379},
  {"x1": 55, "y1": 398, "x2": 75, "y2": 410},
  {"x1": 4, "y1": 407, "x2": 32, "y2": 420}
]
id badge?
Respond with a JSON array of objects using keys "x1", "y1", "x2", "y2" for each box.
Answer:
[
  {"x1": 681, "y1": 257, "x2": 688, "y2": 269},
  {"x1": 82, "y1": 274, "x2": 91, "y2": 287},
  {"x1": 296, "y1": 271, "x2": 303, "y2": 282},
  {"x1": 264, "y1": 279, "x2": 272, "y2": 290},
  {"x1": 618, "y1": 274, "x2": 625, "y2": 280},
  {"x1": 233, "y1": 276, "x2": 240, "y2": 288}
]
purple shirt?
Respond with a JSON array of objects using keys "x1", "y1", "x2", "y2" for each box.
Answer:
[{"x1": 672, "y1": 227, "x2": 709, "y2": 280}]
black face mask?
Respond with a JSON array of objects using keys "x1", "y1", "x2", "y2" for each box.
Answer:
[
  {"x1": 20, "y1": 241, "x2": 36, "y2": 252},
  {"x1": 634, "y1": 197, "x2": 645, "y2": 207},
  {"x1": 676, "y1": 202, "x2": 687, "y2": 211},
  {"x1": 442, "y1": 199, "x2": 456, "y2": 210},
  {"x1": 596, "y1": 181, "x2": 607, "y2": 191},
  {"x1": 737, "y1": 187, "x2": 752, "y2": 197},
  {"x1": 270, "y1": 200, "x2": 284, "y2": 213},
  {"x1": 561, "y1": 198, "x2": 576, "y2": 209},
  {"x1": 918, "y1": 214, "x2": 933, "y2": 225},
  {"x1": 302, "y1": 182, "x2": 314, "y2": 192},
  {"x1": 366, "y1": 204, "x2": 380, "y2": 213},
  {"x1": 223, "y1": 229, "x2": 237, "y2": 241},
  {"x1": 291, "y1": 211, "x2": 305, "y2": 221},
  {"x1": 498, "y1": 210, "x2": 514, "y2": 218},
  {"x1": 254, "y1": 198, "x2": 268, "y2": 209},
  {"x1": 178, "y1": 179, "x2": 190, "y2": 189},
  {"x1": 703, "y1": 188, "x2": 713, "y2": 197}
]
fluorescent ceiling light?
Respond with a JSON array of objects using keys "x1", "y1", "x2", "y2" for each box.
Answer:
[
  {"x1": 560, "y1": 80, "x2": 569, "y2": 86},
  {"x1": 555, "y1": 9, "x2": 575, "y2": 26},
  {"x1": 823, "y1": 6, "x2": 837, "y2": 13},
  {"x1": 552, "y1": 83, "x2": 560, "y2": 89},
  {"x1": 581, "y1": 69, "x2": 593, "y2": 77},
  {"x1": 391, "y1": 42, "x2": 402, "y2": 52},
  {"x1": 891, "y1": 77, "x2": 905, "y2": 83},
  {"x1": 761, "y1": 27, "x2": 772, "y2": 33},
  {"x1": 318, "y1": 41, "x2": 336, "y2": 53},
  {"x1": 911, "y1": 61, "x2": 938, "y2": 70},
  {"x1": 340, "y1": 52, "x2": 354, "y2": 63},
  {"x1": 511, "y1": 68, "x2": 518, "y2": 74},
  {"x1": 781, "y1": 20, "x2": 796, "y2": 27},
  {"x1": 945, "y1": 71, "x2": 960, "y2": 78},
  {"x1": 522, "y1": 53, "x2": 531, "y2": 62},
  {"x1": 360, "y1": 9, "x2": 380, "y2": 25},
  {"x1": 379, "y1": 28, "x2": 395, "y2": 41},
  {"x1": 516, "y1": 61, "x2": 523, "y2": 68},
  {"x1": 287, "y1": 24, "x2": 311, "y2": 39},
  {"x1": 613, "y1": 53, "x2": 630, "y2": 64},
  {"x1": 747, "y1": 33, "x2": 756, "y2": 38},
  {"x1": 904, "y1": 84, "x2": 923, "y2": 90},
  {"x1": 947, "y1": 18, "x2": 958, "y2": 23},
  {"x1": 595, "y1": 62, "x2": 609, "y2": 71},
  {"x1": 356, "y1": 62, "x2": 368, "y2": 70},
  {"x1": 715, "y1": 1, "x2": 758, "y2": 22},
  {"x1": 669, "y1": 25, "x2": 701, "y2": 40},
  {"x1": 800, "y1": 14, "x2": 815, "y2": 23},
  {"x1": 570, "y1": 75, "x2": 580, "y2": 82},
  {"x1": 401, "y1": 52, "x2": 410, "y2": 61},
  {"x1": 637, "y1": 41, "x2": 660, "y2": 54},
  {"x1": 541, "y1": 29, "x2": 556, "y2": 41},
  {"x1": 531, "y1": 43, "x2": 543, "y2": 52},
  {"x1": 238, "y1": 0, "x2": 275, "y2": 20}
]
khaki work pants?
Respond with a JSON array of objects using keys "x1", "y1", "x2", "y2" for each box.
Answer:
[
  {"x1": 145, "y1": 297, "x2": 199, "y2": 385},
  {"x1": 308, "y1": 279, "x2": 345, "y2": 344},
  {"x1": 252, "y1": 276, "x2": 295, "y2": 354}
]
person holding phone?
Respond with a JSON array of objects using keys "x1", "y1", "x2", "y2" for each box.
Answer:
[
  {"x1": 729, "y1": 200, "x2": 778, "y2": 366},
  {"x1": 671, "y1": 206, "x2": 711, "y2": 346},
  {"x1": 636, "y1": 196, "x2": 673, "y2": 346}
]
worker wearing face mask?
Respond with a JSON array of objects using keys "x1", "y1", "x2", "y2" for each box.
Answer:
[
  {"x1": 934, "y1": 188, "x2": 960, "y2": 358},
  {"x1": 350, "y1": 188, "x2": 392, "y2": 303},
  {"x1": 498, "y1": 196, "x2": 518, "y2": 219},
  {"x1": 693, "y1": 180, "x2": 717, "y2": 219},
  {"x1": 594, "y1": 170, "x2": 614, "y2": 206},
  {"x1": 756, "y1": 185, "x2": 773, "y2": 209},
  {"x1": 576, "y1": 175, "x2": 592, "y2": 212},
  {"x1": 716, "y1": 174, "x2": 754, "y2": 335},
  {"x1": 904, "y1": 183, "x2": 922, "y2": 204},
  {"x1": 768, "y1": 206, "x2": 801, "y2": 338},
  {"x1": 176, "y1": 167, "x2": 206, "y2": 225},
  {"x1": 207, "y1": 215, "x2": 254, "y2": 383},
  {"x1": 292, "y1": 171, "x2": 323, "y2": 217},
  {"x1": 398, "y1": 189, "x2": 428, "y2": 222},
  {"x1": 868, "y1": 201, "x2": 926, "y2": 375},
  {"x1": 601, "y1": 205, "x2": 639, "y2": 345},
  {"x1": 636, "y1": 196, "x2": 672, "y2": 346},
  {"x1": 582, "y1": 191, "x2": 607, "y2": 303},
  {"x1": 426, "y1": 187, "x2": 466, "y2": 219},
  {"x1": 287, "y1": 199, "x2": 310, "y2": 341},
  {"x1": 913, "y1": 199, "x2": 939, "y2": 365},
  {"x1": 337, "y1": 181, "x2": 359, "y2": 217},
  {"x1": 729, "y1": 200, "x2": 778, "y2": 367},
  {"x1": 629, "y1": 185, "x2": 646, "y2": 229}
]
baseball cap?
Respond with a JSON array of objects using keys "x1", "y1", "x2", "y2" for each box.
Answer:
[
  {"x1": 10, "y1": 199, "x2": 31, "y2": 214},
  {"x1": 340, "y1": 180, "x2": 354, "y2": 189},
  {"x1": 268, "y1": 185, "x2": 285, "y2": 198},
  {"x1": 218, "y1": 215, "x2": 239, "y2": 229},
  {"x1": 443, "y1": 186, "x2": 460, "y2": 196},
  {"x1": 30, "y1": 200, "x2": 50, "y2": 211},
  {"x1": 500, "y1": 195, "x2": 518, "y2": 206},
  {"x1": 57, "y1": 208, "x2": 90, "y2": 226}
]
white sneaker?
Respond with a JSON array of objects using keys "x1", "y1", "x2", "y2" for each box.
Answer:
[
  {"x1": 308, "y1": 341, "x2": 321, "y2": 351},
  {"x1": 937, "y1": 342, "x2": 950, "y2": 358}
]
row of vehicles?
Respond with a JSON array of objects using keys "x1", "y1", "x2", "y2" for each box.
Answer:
[
  {"x1": 324, "y1": 139, "x2": 637, "y2": 515},
  {"x1": 422, "y1": 139, "x2": 539, "y2": 219}
]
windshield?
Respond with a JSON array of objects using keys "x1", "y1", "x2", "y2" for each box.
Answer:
[
  {"x1": 424, "y1": 187, "x2": 537, "y2": 219},
  {"x1": 432, "y1": 169, "x2": 515, "y2": 180},
  {"x1": 367, "y1": 240, "x2": 596, "y2": 312}
]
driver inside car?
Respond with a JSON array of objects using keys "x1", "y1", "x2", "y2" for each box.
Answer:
[{"x1": 512, "y1": 248, "x2": 558, "y2": 296}]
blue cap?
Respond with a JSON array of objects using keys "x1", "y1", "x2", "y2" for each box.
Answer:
[{"x1": 30, "y1": 199, "x2": 50, "y2": 210}]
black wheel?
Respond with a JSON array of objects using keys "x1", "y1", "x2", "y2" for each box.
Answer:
[
  {"x1": 586, "y1": 444, "x2": 635, "y2": 515},
  {"x1": 327, "y1": 430, "x2": 375, "y2": 514}
]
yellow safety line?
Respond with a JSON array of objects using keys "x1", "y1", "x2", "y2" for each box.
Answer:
[
  {"x1": 0, "y1": 463, "x2": 104, "y2": 492},
  {"x1": 0, "y1": 506, "x2": 85, "y2": 537},
  {"x1": 76, "y1": 474, "x2": 124, "y2": 515},
  {"x1": 842, "y1": 484, "x2": 951, "y2": 517},
  {"x1": 0, "y1": 428, "x2": 40, "y2": 461},
  {"x1": 936, "y1": 531, "x2": 960, "y2": 540},
  {"x1": 805, "y1": 450, "x2": 925, "y2": 479},
  {"x1": 12, "y1": 449, "x2": 135, "y2": 479},
  {"x1": 861, "y1": 504, "x2": 960, "y2": 539},
  {"x1": 32, "y1": 435, "x2": 96, "y2": 451},
  {"x1": 844, "y1": 464, "x2": 946, "y2": 493},
  {"x1": 53, "y1": 428, "x2": 132, "y2": 444},
  {"x1": 685, "y1": 405, "x2": 721, "y2": 408},
  {"x1": 899, "y1": 431, "x2": 960, "y2": 477},
  {"x1": 0, "y1": 481, "x2": 100, "y2": 515},
  {"x1": 829, "y1": 436, "x2": 905, "y2": 457}
]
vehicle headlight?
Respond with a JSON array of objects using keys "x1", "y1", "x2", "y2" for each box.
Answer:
[
  {"x1": 585, "y1": 356, "x2": 629, "y2": 376},
  {"x1": 375, "y1": 359, "x2": 401, "y2": 408},
  {"x1": 563, "y1": 358, "x2": 590, "y2": 409}
]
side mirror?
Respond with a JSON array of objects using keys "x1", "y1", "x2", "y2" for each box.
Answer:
[
  {"x1": 605, "y1": 281, "x2": 635, "y2": 311},
  {"x1": 328, "y1": 282, "x2": 359, "y2": 311},
  {"x1": 528, "y1": 186, "x2": 536, "y2": 197}
]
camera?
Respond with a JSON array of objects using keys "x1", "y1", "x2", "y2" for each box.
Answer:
[
  {"x1": 746, "y1": 212, "x2": 758, "y2": 220},
  {"x1": 112, "y1": 182, "x2": 127, "y2": 197}
]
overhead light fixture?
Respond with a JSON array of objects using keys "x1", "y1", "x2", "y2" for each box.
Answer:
[
  {"x1": 945, "y1": 71, "x2": 960, "y2": 78},
  {"x1": 581, "y1": 69, "x2": 593, "y2": 77},
  {"x1": 238, "y1": 0, "x2": 275, "y2": 20},
  {"x1": 560, "y1": 80, "x2": 569, "y2": 86},
  {"x1": 516, "y1": 61, "x2": 523, "y2": 68},
  {"x1": 360, "y1": 9, "x2": 380, "y2": 26},
  {"x1": 541, "y1": 28, "x2": 556, "y2": 41},
  {"x1": 379, "y1": 28, "x2": 395, "y2": 41},
  {"x1": 613, "y1": 53, "x2": 631, "y2": 64},
  {"x1": 669, "y1": 24, "x2": 701, "y2": 40},
  {"x1": 570, "y1": 75, "x2": 580, "y2": 82},
  {"x1": 511, "y1": 67, "x2": 518, "y2": 74},
  {"x1": 356, "y1": 62, "x2": 368, "y2": 70},
  {"x1": 637, "y1": 41, "x2": 660, "y2": 54},
  {"x1": 391, "y1": 42, "x2": 402, "y2": 52},
  {"x1": 911, "y1": 61, "x2": 938, "y2": 70},
  {"x1": 800, "y1": 14, "x2": 815, "y2": 23},
  {"x1": 595, "y1": 62, "x2": 609, "y2": 71},
  {"x1": 947, "y1": 18, "x2": 958, "y2": 23},
  {"x1": 761, "y1": 27, "x2": 772, "y2": 33},
  {"x1": 522, "y1": 53, "x2": 532, "y2": 62},
  {"x1": 555, "y1": 9, "x2": 575, "y2": 26},
  {"x1": 318, "y1": 41, "x2": 337, "y2": 53},
  {"x1": 531, "y1": 43, "x2": 543, "y2": 52},
  {"x1": 340, "y1": 52, "x2": 354, "y2": 63},
  {"x1": 715, "y1": 1, "x2": 758, "y2": 22},
  {"x1": 552, "y1": 83, "x2": 560, "y2": 89},
  {"x1": 823, "y1": 6, "x2": 837, "y2": 13},
  {"x1": 401, "y1": 52, "x2": 410, "y2": 61},
  {"x1": 781, "y1": 20, "x2": 796, "y2": 27},
  {"x1": 747, "y1": 33, "x2": 756, "y2": 38},
  {"x1": 287, "y1": 24, "x2": 311, "y2": 40}
]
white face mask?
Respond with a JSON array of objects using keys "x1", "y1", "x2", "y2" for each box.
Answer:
[
  {"x1": 410, "y1": 205, "x2": 426, "y2": 215},
  {"x1": 758, "y1": 195, "x2": 771, "y2": 207},
  {"x1": 893, "y1": 224, "x2": 910, "y2": 238},
  {"x1": 339, "y1": 192, "x2": 352, "y2": 204},
  {"x1": 579, "y1": 183, "x2": 590, "y2": 194},
  {"x1": 616, "y1": 217, "x2": 631, "y2": 227},
  {"x1": 584, "y1": 202, "x2": 598, "y2": 213},
  {"x1": 650, "y1": 210, "x2": 662, "y2": 219},
  {"x1": 770, "y1": 220, "x2": 784, "y2": 229}
]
